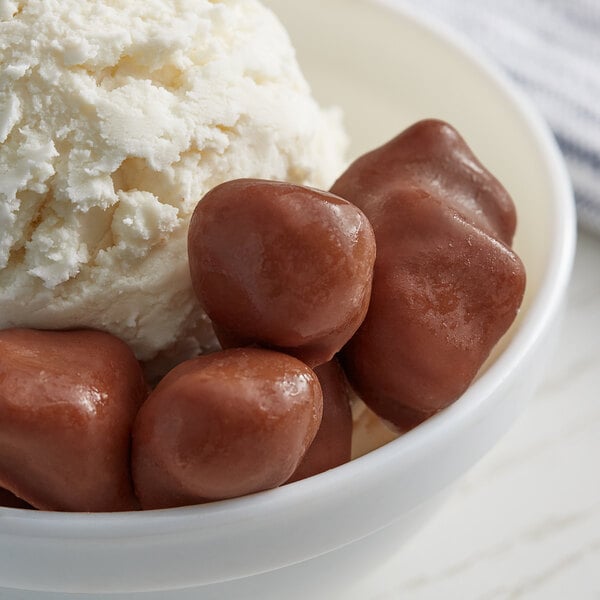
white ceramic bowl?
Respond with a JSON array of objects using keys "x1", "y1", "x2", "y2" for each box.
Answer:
[{"x1": 0, "y1": 1, "x2": 576, "y2": 598}]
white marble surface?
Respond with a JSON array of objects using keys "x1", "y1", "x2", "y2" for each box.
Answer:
[{"x1": 366, "y1": 230, "x2": 600, "y2": 598}]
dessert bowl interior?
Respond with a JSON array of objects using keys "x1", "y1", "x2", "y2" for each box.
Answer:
[{"x1": 0, "y1": 0, "x2": 576, "y2": 598}]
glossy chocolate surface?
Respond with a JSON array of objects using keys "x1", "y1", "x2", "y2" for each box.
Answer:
[
  {"x1": 332, "y1": 120, "x2": 526, "y2": 426},
  {"x1": 188, "y1": 179, "x2": 376, "y2": 367},
  {"x1": 287, "y1": 359, "x2": 353, "y2": 483},
  {"x1": 0, "y1": 328, "x2": 146, "y2": 512},
  {"x1": 132, "y1": 348, "x2": 323, "y2": 509}
]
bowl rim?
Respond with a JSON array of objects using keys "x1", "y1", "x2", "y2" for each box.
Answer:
[{"x1": 0, "y1": 0, "x2": 576, "y2": 538}]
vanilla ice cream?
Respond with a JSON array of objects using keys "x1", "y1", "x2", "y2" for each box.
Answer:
[{"x1": 0, "y1": 0, "x2": 347, "y2": 374}]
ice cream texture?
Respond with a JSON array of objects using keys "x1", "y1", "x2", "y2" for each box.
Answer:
[{"x1": 0, "y1": 0, "x2": 347, "y2": 372}]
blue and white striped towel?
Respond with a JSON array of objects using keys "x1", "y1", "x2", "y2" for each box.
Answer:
[{"x1": 409, "y1": 0, "x2": 600, "y2": 235}]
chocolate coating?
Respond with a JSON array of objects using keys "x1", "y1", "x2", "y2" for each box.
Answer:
[
  {"x1": 287, "y1": 359, "x2": 353, "y2": 483},
  {"x1": 132, "y1": 348, "x2": 323, "y2": 509},
  {"x1": 0, "y1": 328, "x2": 146, "y2": 512},
  {"x1": 0, "y1": 487, "x2": 33, "y2": 509},
  {"x1": 188, "y1": 179, "x2": 376, "y2": 367},
  {"x1": 332, "y1": 120, "x2": 526, "y2": 426}
]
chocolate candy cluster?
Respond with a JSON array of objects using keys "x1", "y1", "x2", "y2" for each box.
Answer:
[{"x1": 0, "y1": 120, "x2": 525, "y2": 512}]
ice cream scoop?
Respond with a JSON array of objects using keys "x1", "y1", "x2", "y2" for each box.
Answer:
[
  {"x1": 188, "y1": 179, "x2": 376, "y2": 367},
  {"x1": 332, "y1": 120, "x2": 526, "y2": 428},
  {"x1": 287, "y1": 359, "x2": 353, "y2": 483},
  {"x1": 0, "y1": 0, "x2": 347, "y2": 379},
  {"x1": 132, "y1": 348, "x2": 323, "y2": 509},
  {"x1": 0, "y1": 329, "x2": 146, "y2": 512}
]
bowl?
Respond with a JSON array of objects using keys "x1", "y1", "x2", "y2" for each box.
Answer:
[{"x1": 0, "y1": 0, "x2": 576, "y2": 598}]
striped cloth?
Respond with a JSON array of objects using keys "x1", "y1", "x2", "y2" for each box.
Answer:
[{"x1": 407, "y1": 0, "x2": 600, "y2": 235}]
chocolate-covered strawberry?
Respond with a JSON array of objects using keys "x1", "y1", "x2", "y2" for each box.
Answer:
[
  {"x1": 0, "y1": 329, "x2": 146, "y2": 512},
  {"x1": 332, "y1": 120, "x2": 526, "y2": 428},
  {"x1": 187, "y1": 179, "x2": 376, "y2": 367},
  {"x1": 132, "y1": 348, "x2": 322, "y2": 509}
]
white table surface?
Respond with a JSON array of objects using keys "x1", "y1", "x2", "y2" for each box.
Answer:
[{"x1": 363, "y1": 229, "x2": 600, "y2": 599}]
